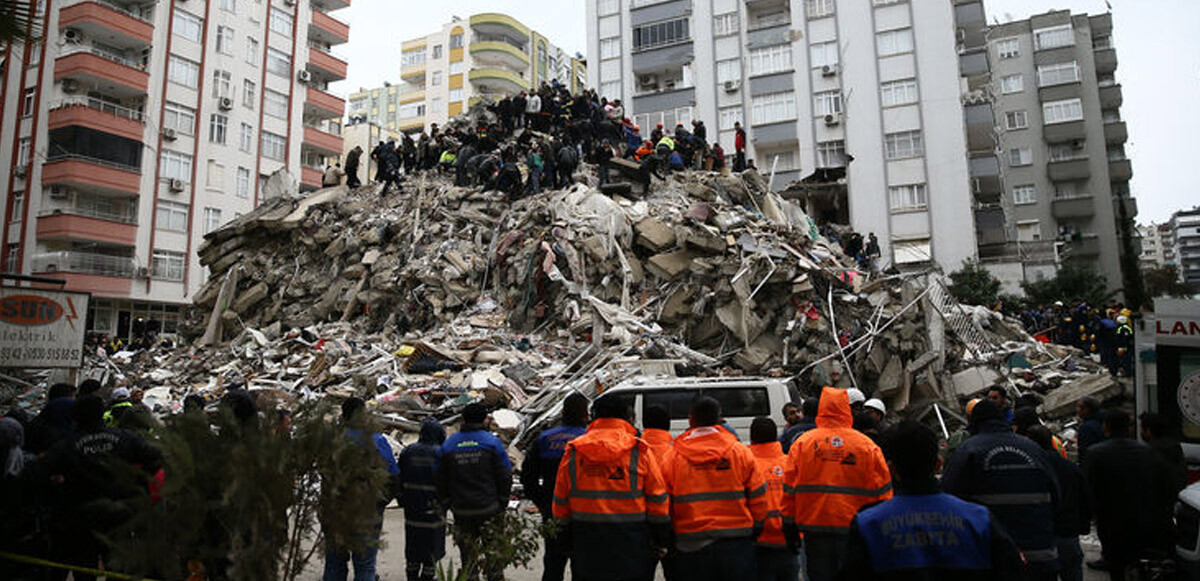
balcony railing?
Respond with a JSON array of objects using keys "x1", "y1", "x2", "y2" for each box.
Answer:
[
  {"x1": 31, "y1": 251, "x2": 136, "y2": 277},
  {"x1": 60, "y1": 44, "x2": 147, "y2": 71},
  {"x1": 51, "y1": 96, "x2": 145, "y2": 123},
  {"x1": 64, "y1": 0, "x2": 153, "y2": 22},
  {"x1": 46, "y1": 152, "x2": 140, "y2": 173},
  {"x1": 39, "y1": 202, "x2": 137, "y2": 224}
]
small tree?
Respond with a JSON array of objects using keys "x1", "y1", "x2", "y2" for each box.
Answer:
[
  {"x1": 1021, "y1": 262, "x2": 1110, "y2": 306},
  {"x1": 948, "y1": 261, "x2": 1002, "y2": 306},
  {"x1": 1144, "y1": 265, "x2": 1197, "y2": 299}
]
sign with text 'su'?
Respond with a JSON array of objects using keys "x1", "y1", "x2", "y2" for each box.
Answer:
[{"x1": 0, "y1": 288, "x2": 90, "y2": 369}]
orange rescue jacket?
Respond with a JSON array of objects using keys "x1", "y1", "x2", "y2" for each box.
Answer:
[
  {"x1": 552, "y1": 418, "x2": 670, "y2": 526},
  {"x1": 783, "y1": 387, "x2": 893, "y2": 534},
  {"x1": 643, "y1": 428, "x2": 674, "y2": 467},
  {"x1": 662, "y1": 426, "x2": 768, "y2": 545},
  {"x1": 750, "y1": 441, "x2": 787, "y2": 548}
]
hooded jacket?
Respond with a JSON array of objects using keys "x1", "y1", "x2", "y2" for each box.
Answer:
[
  {"x1": 662, "y1": 424, "x2": 767, "y2": 550},
  {"x1": 782, "y1": 387, "x2": 892, "y2": 535},
  {"x1": 400, "y1": 418, "x2": 446, "y2": 522},
  {"x1": 750, "y1": 441, "x2": 787, "y2": 548},
  {"x1": 642, "y1": 428, "x2": 673, "y2": 467}
]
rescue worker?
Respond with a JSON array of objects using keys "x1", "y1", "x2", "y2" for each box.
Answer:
[
  {"x1": 552, "y1": 394, "x2": 670, "y2": 581},
  {"x1": 345, "y1": 146, "x2": 363, "y2": 188},
  {"x1": 521, "y1": 393, "x2": 589, "y2": 581},
  {"x1": 942, "y1": 399, "x2": 1060, "y2": 580},
  {"x1": 662, "y1": 396, "x2": 768, "y2": 581},
  {"x1": 1026, "y1": 425, "x2": 1091, "y2": 581},
  {"x1": 749, "y1": 418, "x2": 797, "y2": 581},
  {"x1": 642, "y1": 404, "x2": 674, "y2": 467},
  {"x1": 780, "y1": 397, "x2": 817, "y2": 454},
  {"x1": 1115, "y1": 315, "x2": 1134, "y2": 377},
  {"x1": 985, "y1": 386, "x2": 1014, "y2": 425},
  {"x1": 398, "y1": 417, "x2": 447, "y2": 581},
  {"x1": 322, "y1": 163, "x2": 345, "y2": 187},
  {"x1": 839, "y1": 421, "x2": 1027, "y2": 580},
  {"x1": 782, "y1": 387, "x2": 893, "y2": 581},
  {"x1": 734, "y1": 122, "x2": 747, "y2": 172},
  {"x1": 863, "y1": 399, "x2": 887, "y2": 432},
  {"x1": 1076, "y1": 396, "x2": 1105, "y2": 465},
  {"x1": 103, "y1": 387, "x2": 134, "y2": 427}
]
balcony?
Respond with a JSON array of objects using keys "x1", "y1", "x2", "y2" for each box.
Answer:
[
  {"x1": 1043, "y1": 120, "x2": 1086, "y2": 144},
  {"x1": 305, "y1": 86, "x2": 344, "y2": 120},
  {"x1": 399, "y1": 89, "x2": 425, "y2": 104},
  {"x1": 469, "y1": 13, "x2": 530, "y2": 44},
  {"x1": 307, "y1": 46, "x2": 347, "y2": 81},
  {"x1": 1104, "y1": 121, "x2": 1127, "y2": 145},
  {"x1": 469, "y1": 40, "x2": 530, "y2": 70},
  {"x1": 48, "y1": 97, "x2": 145, "y2": 142},
  {"x1": 54, "y1": 46, "x2": 149, "y2": 97},
  {"x1": 31, "y1": 252, "x2": 136, "y2": 297},
  {"x1": 315, "y1": 0, "x2": 349, "y2": 11},
  {"x1": 1094, "y1": 47, "x2": 1117, "y2": 74},
  {"x1": 1113, "y1": 195, "x2": 1138, "y2": 220},
  {"x1": 37, "y1": 212, "x2": 137, "y2": 246},
  {"x1": 1052, "y1": 195, "x2": 1096, "y2": 219},
  {"x1": 1099, "y1": 83, "x2": 1122, "y2": 108},
  {"x1": 59, "y1": 0, "x2": 153, "y2": 48},
  {"x1": 301, "y1": 165, "x2": 323, "y2": 190},
  {"x1": 1109, "y1": 158, "x2": 1133, "y2": 181},
  {"x1": 309, "y1": 10, "x2": 349, "y2": 46},
  {"x1": 401, "y1": 61, "x2": 426, "y2": 82},
  {"x1": 303, "y1": 125, "x2": 343, "y2": 155},
  {"x1": 469, "y1": 67, "x2": 529, "y2": 94},
  {"x1": 42, "y1": 154, "x2": 141, "y2": 195},
  {"x1": 397, "y1": 117, "x2": 425, "y2": 132},
  {"x1": 1047, "y1": 158, "x2": 1091, "y2": 181},
  {"x1": 1067, "y1": 235, "x2": 1101, "y2": 257}
]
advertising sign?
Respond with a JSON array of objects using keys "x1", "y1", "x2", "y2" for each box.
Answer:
[{"x1": 0, "y1": 287, "x2": 90, "y2": 368}]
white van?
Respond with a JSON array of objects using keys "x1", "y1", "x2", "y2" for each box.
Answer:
[{"x1": 599, "y1": 376, "x2": 799, "y2": 442}]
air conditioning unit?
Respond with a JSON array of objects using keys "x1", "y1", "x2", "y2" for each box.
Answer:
[
  {"x1": 219, "y1": 96, "x2": 233, "y2": 110},
  {"x1": 822, "y1": 64, "x2": 839, "y2": 77},
  {"x1": 824, "y1": 113, "x2": 842, "y2": 127},
  {"x1": 638, "y1": 74, "x2": 657, "y2": 88},
  {"x1": 723, "y1": 80, "x2": 740, "y2": 93},
  {"x1": 49, "y1": 186, "x2": 69, "y2": 200},
  {"x1": 14, "y1": 166, "x2": 27, "y2": 178},
  {"x1": 63, "y1": 28, "x2": 82, "y2": 44},
  {"x1": 162, "y1": 127, "x2": 177, "y2": 141},
  {"x1": 297, "y1": 69, "x2": 312, "y2": 84},
  {"x1": 168, "y1": 178, "x2": 185, "y2": 192},
  {"x1": 136, "y1": 267, "x2": 149, "y2": 279},
  {"x1": 60, "y1": 79, "x2": 78, "y2": 93}
]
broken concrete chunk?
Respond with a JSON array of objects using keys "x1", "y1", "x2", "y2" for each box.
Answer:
[
  {"x1": 635, "y1": 218, "x2": 677, "y2": 252},
  {"x1": 231, "y1": 282, "x2": 270, "y2": 315},
  {"x1": 950, "y1": 367, "x2": 1002, "y2": 398},
  {"x1": 646, "y1": 250, "x2": 694, "y2": 280}
]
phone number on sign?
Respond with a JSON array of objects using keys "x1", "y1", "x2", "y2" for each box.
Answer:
[{"x1": 0, "y1": 345, "x2": 82, "y2": 362}]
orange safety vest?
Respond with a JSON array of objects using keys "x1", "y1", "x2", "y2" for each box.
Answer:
[
  {"x1": 784, "y1": 387, "x2": 893, "y2": 534},
  {"x1": 643, "y1": 428, "x2": 674, "y2": 467},
  {"x1": 662, "y1": 426, "x2": 768, "y2": 545},
  {"x1": 552, "y1": 418, "x2": 670, "y2": 526},
  {"x1": 750, "y1": 441, "x2": 787, "y2": 548}
]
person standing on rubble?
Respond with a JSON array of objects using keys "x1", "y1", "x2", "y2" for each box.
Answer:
[
  {"x1": 521, "y1": 393, "x2": 589, "y2": 581},
  {"x1": 526, "y1": 91, "x2": 542, "y2": 129},
  {"x1": 345, "y1": 146, "x2": 363, "y2": 189},
  {"x1": 323, "y1": 163, "x2": 345, "y2": 187},
  {"x1": 593, "y1": 139, "x2": 615, "y2": 186},
  {"x1": 556, "y1": 139, "x2": 579, "y2": 189},
  {"x1": 513, "y1": 92, "x2": 527, "y2": 129},
  {"x1": 525, "y1": 144, "x2": 545, "y2": 196},
  {"x1": 437, "y1": 403, "x2": 512, "y2": 581},
  {"x1": 399, "y1": 417, "x2": 447, "y2": 581},
  {"x1": 734, "y1": 122, "x2": 747, "y2": 172}
]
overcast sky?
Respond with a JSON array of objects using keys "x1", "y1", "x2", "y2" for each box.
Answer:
[{"x1": 336, "y1": 0, "x2": 1197, "y2": 223}]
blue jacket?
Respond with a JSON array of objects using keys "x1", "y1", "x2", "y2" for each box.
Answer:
[
  {"x1": 520, "y1": 423, "x2": 587, "y2": 514},
  {"x1": 780, "y1": 419, "x2": 816, "y2": 454},
  {"x1": 399, "y1": 418, "x2": 446, "y2": 522},
  {"x1": 346, "y1": 428, "x2": 399, "y2": 476},
  {"x1": 624, "y1": 126, "x2": 641, "y2": 152},
  {"x1": 437, "y1": 424, "x2": 512, "y2": 519}
]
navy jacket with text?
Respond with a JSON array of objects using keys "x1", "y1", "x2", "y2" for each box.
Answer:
[{"x1": 436, "y1": 424, "x2": 512, "y2": 519}]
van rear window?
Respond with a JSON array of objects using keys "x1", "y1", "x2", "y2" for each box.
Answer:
[{"x1": 642, "y1": 388, "x2": 771, "y2": 420}]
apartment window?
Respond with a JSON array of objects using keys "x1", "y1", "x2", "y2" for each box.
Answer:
[
  {"x1": 164, "y1": 102, "x2": 195, "y2": 135},
  {"x1": 174, "y1": 11, "x2": 202, "y2": 42},
  {"x1": 270, "y1": 8, "x2": 293, "y2": 36},
  {"x1": 266, "y1": 48, "x2": 290, "y2": 77},
  {"x1": 1005, "y1": 110, "x2": 1028, "y2": 130},
  {"x1": 264, "y1": 89, "x2": 288, "y2": 119},
  {"x1": 21, "y1": 88, "x2": 34, "y2": 116},
  {"x1": 1038, "y1": 61, "x2": 1079, "y2": 87},
  {"x1": 880, "y1": 78, "x2": 918, "y2": 107},
  {"x1": 1049, "y1": 143, "x2": 1079, "y2": 162},
  {"x1": 203, "y1": 208, "x2": 222, "y2": 234},
  {"x1": 156, "y1": 201, "x2": 188, "y2": 232},
  {"x1": 600, "y1": 38, "x2": 620, "y2": 60},
  {"x1": 1009, "y1": 148, "x2": 1032, "y2": 166},
  {"x1": 209, "y1": 114, "x2": 228, "y2": 144},
  {"x1": 761, "y1": 150, "x2": 797, "y2": 171},
  {"x1": 633, "y1": 18, "x2": 689, "y2": 51},
  {"x1": 884, "y1": 130, "x2": 923, "y2": 160},
  {"x1": 261, "y1": 132, "x2": 285, "y2": 161},
  {"x1": 431, "y1": 71, "x2": 442, "y2": 86},
  {"x1": 168, "y1": 56, "x2": 200, "y2": 88},
  {"x1": 810, "y1": 41, "x2": 839, "y2": 68},
  {"x1": 242, "y1": 80, "x2": 256, "y2": 108},
  {"x1": 159, "y1": 150, "x2": 192, "y2": 180},
  {"x1": 1034, "y1": 25, "x2": 1074, "y2": 51},
  {"x1": 17, "y1": 138, "x2": 30, "y2": 166},
  {"x1": 876, "y1": 28, "x2": 914, "y2": 56},
  {"x1": 714, "y1": 59, "x2": 742, "y2": 85},
  {"x1": 28, "y1": 42, "x2": 38, "y2": 66},
  {"x1": 996, "y1": 38, "x2": 1019, "y2": 59},
  {"x1": 749, "y1": 45, "x2": 791, "y2": 76},
  {"x1": 719, "y1": 106, "x2": 741, "y2": 131},
  {"x1": 751, "y1": 91, "x2": 796, "y2": 125},
  {"x1": 598, "y1": 0, "x2": 619, "y2": 16},
  {"x1": 402, "y1": 49, "x2": 426, "y2": 67},
  {"x1": 1012, "y1": 184, "x2": 1036, "y2": 205},
  {"x1": 212, "y1": 69, "x2": 232, "y2": 99},
  {"x1": 219, "y1": 0, "x2": 235, "y2": 13},
  {"x1": 207, "y1": 160, "x2": 224, "y2": 188},
  {"x1": 1054, "y1": 182, "x2": 1078, "y2": 199},
  {"x1": 816, "y1": 141, "x2": 845, "y2": 168},
  {"x1": 449, "y1": 88, "x2": 464, "y2": 102},
  {"x1": 216, "y1": 26, "x2": 234, "y2": 55},
  {"x1": 246, "y1": 38, "x2": 259, "y2": 65},
  {"x1": 4, "y1": 246, "x2": 18, "y2": 273},
  {"x1": 599, "y1": 81, "x2": 621, "y2": 101},
  {"x1": 888, "y1": 183, "x2": 928, "y2": 211},
  {"x1": 399, "y1": 103, "x2": 424, "y2": 118},
  {"x1": 1017, "y1": 221, "x2": 1042, "y2": 242},
  {"x1": 449, "y1": 33, "x2": 463, "y2": 49},
  {"x1": 151, "y1": 250, "x2": 185, "y2": 281},
  {"x1": 1000, "y1": 74, "x2": 1023, "y2": 94},
  {"x1": 873, "y1": 0, "x2": 905, "y2": 5},
  {"x1": 237, "y1": 167, "x2": 250, "y2": 198},
  {"x1": 813, "y1": 91, "x2": 842, "y2": 116},
  {"x1": 1043, "y1": 98, "x2": 1083, "y2": 124},
  {"x1": 806, "y1": 0, "x2": 834, "y2": 19},
  {"x1": 714, "y1": 12, "x2": 739, "y2": 37},
  {"x1": 431, "y1": 45, "x2": 442, "y2": 60},
  {"x1": 240, "y1": 123, "x2": 253, "y2": 152}
]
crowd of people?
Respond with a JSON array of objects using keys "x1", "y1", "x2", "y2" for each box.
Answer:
[{"x1": 1020, "y1": 301, "x2": 1137, "y2": 377}]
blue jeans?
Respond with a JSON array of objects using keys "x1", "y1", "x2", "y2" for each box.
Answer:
[{"x1": 323, "y1": 509, "x2": 383, "y2": 581}]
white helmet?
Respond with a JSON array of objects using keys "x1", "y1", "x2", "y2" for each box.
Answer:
[
  {"x1": 864, "y1": 398, "x2": 886, "y2": 414},
  {"x1": 1117, "y1": 315, "x2": 1128, "y2": 324},
  {"x1": 847, "y1": 388, "x2": 866, "y2": 405}
]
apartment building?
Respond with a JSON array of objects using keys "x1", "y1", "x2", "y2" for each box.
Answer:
[
  {"x1": 1169, "y1": 208, "x2": 1200, "y2": 289},
  {"x1": 0, "y1": 0, "x2": 349, "y2": 339},
  {"x1": 1138, "y1": 223, "x2": 1171, "y2": 272},
  {"x1": 585, "y1": 0, "x2": 978, "y2": 274},
  {"x1": 978, "y1": 10, "x2": 1136, "y2": 295}
]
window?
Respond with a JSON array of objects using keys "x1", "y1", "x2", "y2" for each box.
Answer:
[
  {"x1": 876, "y1": 28, "x2": 914, "y2": 56},
  {"x1": 174, "y1": 11, "x2": 202, "y2": 42},
  {"x1": 242, "y1": 80, "x2": 256, "y2": 108},
  {"x1": 1009, "y1": 148, "x2": 1032, "y2": 166},
  {"x1": 431, "y1": 71, "x2": 442, "y2": 86},
  {"x1": 598, "y1": 0, "x2": 619, "y2": 16},
  {"x1": 751, "y1": 91, "x2": 796, "y2": 125},
  {"x1": 270, "y1": 8, "x2": 293, "y2": 36},
  {"x1": 399, "y1": 103, "x2": 425, "y2": 118},
  {"x1": 264, "y1": 89, "x2": 287, "y2": 119},
  {"x1": 1012, "y1": 184, "x2": 1036, "y2": 205},
  {"x1": 151, "y1": 250, "x2": 185, "y2": 281},
  {"x1": 21, "y1": 87, "x2": 34, "y2": 116},
  {"x1": 749, "y1": 45, "x2": 791, "y2": 76},
  {"x1": 216, "y1": 26, "x2": 234, "y2": 55},
  {"x1": 4, "y1": 246, "x2": 18, "y2": 273},
  {"x1": 1038, "y1": 62, "x2": 1079, "y2": 87},
  {"x1": 996, "y1": 38, "x2": 1019, "y2": 59},
  {"x1": 246, "y1": 38, "x2": 259, "y2": 65},
  {"x1": 885, "y1": 130, "x2": 923, "y2": 159},
  {"x1": 209, "y1": 114, "x2": 228, "y2": 144},
  {"x1": 156, "y1": 201, "x2": 188, "y2": 232},
  {"x1": 17, "y1": 138, "x2": 30, "y2": 166},
  {"x1": 261, "y1": 132, "x2": 285, "y2": 161},
  {"x1": 1054, "y1": 182, "x2": 1078, "y2": 199},
  {"x1": 888, "y1": 183, "x2": 928, "y2": 211},
  {"x1": 1017, "y1": 221, "x2": 1042, "y2": 242},
  {"x1": 203, "y1": 208, "x2": 222, "y2": 234},
  {"x1": 1000, "y1": 74, "x2": 1023, "y2": 94},
  {"x1": 431, "y1": 45, "x2": 442, "y2": 60},
  {"x1": 10, "y1": 193, "x2": 23, "y2": 222},
  {"x1": 240, "y1": 123, "x2": 253, "y2": 152},
  {"x1": 237, "y1": 167, "x2": 250, "y2": 198},
  {"x1": 207, "y1": 160, "x2": 224, "y2": 188},
  {"x1": 164, "y1": 102, "x2": 195, "y2": 135},
  {"x1": 810, "y1": 41, "x2": 839, "y2": 68},
  {"x1": 599, "y1": 81, "x2": 621, "y2": 101},
  {"x1": 719, "y1": 106, "x2": 741, "y2": 131},
  {"x1": 266, "y1": 48, "x2": 290, "y2": 77},
  {"x1": 1034, "y1": 25, "x2": 1073, "y2": 51},
  {"x1": 817, "y1": 140, "x2": 846, "y2": 168},
  {"x1": 159, "y1": 150, "x2": 192, "y2": 180},
  {"x1": 873, "y1": 0, "x2": 905, "y2": 5},
  {"x1": 219, "y1": 0, "x2": 234, "y2": 12},
  {"x1": 813, "y1": 91, "x2": 842, "y2": 116},
  {"x1": 402, "y1": 49, "x2": 426, "y2": 67},
  {"x1": 1049, "y1": 143, "x2": 1079, "y2": 162},
  {"x1": 600, "y1": 38, "x2": 620, "y2": 59},
  {"x1": 806, "y1": 0, "x2": 834, "y2": 19},
  {"x1": 168, "y1": 56, "x2": 200, "y2": 88},
  {"x1": 1043, "y1": 98, "x2": 1083, "y2": 124},
  {"x1": 712, "y1": 59, "x2": 740, "y2": 85},
  {"x1": 633, "y1": 18, "x2": 689, "y2": 51},
  {"x1": 1005, "y1": 110, "x2": 1028, "y2": 130},
  {"x1": 212, "y1": 69, "x2": 232, "y2": 99},
  {"x1": 449, "y1": 33, "x2": 463, "y2": 49},
  {"x1": 449, "y1": 88, "x2": 463, "y2": 102},
  {"x1": 714, "y1": 12, "x2": 739, "y2": 36},
  {"x1": 894, "y1": 238, "x2": 932, "y2": 265},
  {"x1": 880, "y1": 78, "x2": 918, "y2": 106}
]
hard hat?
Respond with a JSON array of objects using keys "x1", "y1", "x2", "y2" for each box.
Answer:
[
  {"x1": 1120, "y1": 308, "x2": 1132, "y2": 318},
  {"x1": 1117, "y1": 315, "x2": 1128, "y2": 324},
  {"x1": 847, "y1": 388, "x2": 866, "y2": 405},
  {"x1": 966, "y1": 398, "x2": 982, "y2": 417},
  {"x1": 864, "y1": 398, "x2": 886, "y2": 414},
  {"x1": 111, "y1": 387, "x2": 131, "y2": 400},
  {"x1": 1054, "y1": 301, "x2": 1064, "y2": 307}
]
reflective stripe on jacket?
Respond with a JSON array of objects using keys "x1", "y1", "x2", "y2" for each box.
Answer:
[
  {"x1": 663, "y1": 425, "x2": 768, "y2": 544},
  {"x1": 751, "y1": 441, "x2": 787, "y2": 548},
  {"x1": 552, "y1": 418, "x2": 669, "y2": 526},
  {"x1": 783, "y1": 387, "x2": 893, "y2": 534}
]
